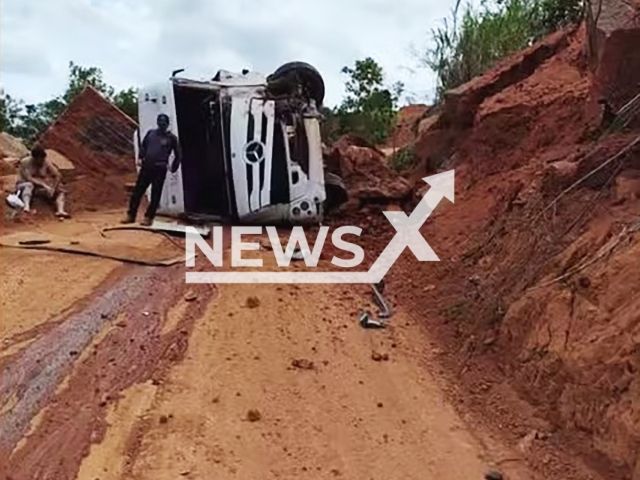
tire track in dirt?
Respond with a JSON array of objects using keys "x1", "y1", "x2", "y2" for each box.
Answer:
[
  {"x1": 109, "y1": 272, "x2": 524, "y2": 479},
  {"x1": 0, "y1": 262, "x2": 215, "y2": 479}
]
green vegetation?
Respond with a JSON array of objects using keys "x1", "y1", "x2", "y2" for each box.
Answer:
[
  {"x1": 1, "y1": 62, "x2": 137, "y2": 145},
  {"x1": 425, "y1": 0, "x2": 583, "y2": 100},
  {"x1": 324, "y1": 57, "x2": 403, "y2": 144},
  {"x1": 389, "y1": 144, "x2": 417, "y2": 171}
]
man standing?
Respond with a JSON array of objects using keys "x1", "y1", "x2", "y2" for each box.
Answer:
[
  {"x1": 123, "y1": 113, "x2": 181, "y2": 226},
  {"x1": 16, "y1": 145, "x2": 70, "y2": 218}
]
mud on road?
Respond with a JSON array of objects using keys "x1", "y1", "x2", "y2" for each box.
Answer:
[{"x1": 0, "y1": 213, "x2": 540, "y2": 480}]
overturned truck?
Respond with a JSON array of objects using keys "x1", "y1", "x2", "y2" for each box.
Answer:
[{"x1": 137, "y1": 62, "x2": 345, "y2": 225}]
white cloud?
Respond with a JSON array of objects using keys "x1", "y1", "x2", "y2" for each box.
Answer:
[{"x1": 1, "y1": 0, "x2": 451, "y2": 107}]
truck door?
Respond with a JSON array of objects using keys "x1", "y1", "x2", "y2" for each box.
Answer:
[{"x1": 138, "y1": 82, "x2": 184, "y2": 216}]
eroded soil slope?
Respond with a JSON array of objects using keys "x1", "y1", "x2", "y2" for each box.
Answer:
[{"x1": 340, "y1": 24, "x2": 640, "y2": 480}]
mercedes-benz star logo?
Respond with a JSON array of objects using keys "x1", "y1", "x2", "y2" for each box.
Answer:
[{"x1": 244, "y1": 140, "x2": 265, "y2": 164}]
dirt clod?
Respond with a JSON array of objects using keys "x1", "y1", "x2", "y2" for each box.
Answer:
[
  {"x1": 578, "y1": 276, "x2": 591, "y2": 288},
  {"x1": 291, "y1": 358, "x2": 315, "y2": 370},
  {"x1": 246, "y1": 296, "x2": 260, "y2": 308},
  {"x1": 247, "y1": 409, "x2": 262, "y2": 422},
  {"x1": 184, "y1": 290, "x2": 198, "y2": 302},
  {"x1": 485, "y1": 472, "x2": 503, "y2": 480},
  {"x1": 371, "y1": 351, "x2": 389, "y2": 362}
]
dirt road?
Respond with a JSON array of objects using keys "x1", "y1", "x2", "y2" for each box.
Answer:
[{"x1": 0, "y1": 213, "x2": 535, "y2": 480}]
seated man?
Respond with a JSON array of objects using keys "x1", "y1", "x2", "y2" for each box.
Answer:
[{"x1": 15, "y1": 145, "x2": 70, "y2": 218}]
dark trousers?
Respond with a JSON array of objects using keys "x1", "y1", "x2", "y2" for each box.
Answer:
[{"x1": 128, "y1": 165, "x2": 167, "y2": 219}]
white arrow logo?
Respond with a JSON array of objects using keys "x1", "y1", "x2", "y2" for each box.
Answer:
[{"x1": 186, "y1": 170, "x2": 455, "y2": 283}]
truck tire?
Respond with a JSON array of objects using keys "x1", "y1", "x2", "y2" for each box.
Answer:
[
  {"x1": 267, "y1": 62, "x2": 325, "y2": 107},
  {"x1": 324, "y1": 172, "x2": 348, "y2": 213}
]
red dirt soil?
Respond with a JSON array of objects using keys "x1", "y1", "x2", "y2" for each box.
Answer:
[
  {"x1": 384, "y1": 104, "x2": 430, "y2": 150},
  {"x1": 38, "y1": 86, "x2": 137, "y2": 210},
  {"x1": 2, "y1": 87, "x2": 137, "y2": 226},
  {"x1": 334, "y1": 24, "x2": 640, "y2": 480}
]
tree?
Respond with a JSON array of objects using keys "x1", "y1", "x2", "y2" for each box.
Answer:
[
  {"x1": 112, "y1": 87, "x2": 138, "y2": 121},
  {"x1": 1, "y1": 92, "x2": 23, "y2": 134},
  {"x1": 64, "y1": 61, "x2": 115, "y2": 104},
  {"x1": 2, "y1": 62, "x2": 138, "y2": 145},
  {"x1": 328, "y1": 58, "x2": 403, "y2": 144}
]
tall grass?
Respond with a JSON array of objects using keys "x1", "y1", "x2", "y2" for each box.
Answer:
[{"x1": 426, "y1": 0, "x2": 583, "y2": 100}]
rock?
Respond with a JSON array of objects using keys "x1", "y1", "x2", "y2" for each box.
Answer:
[
  {"x1": 540, "y1": 160, "x2": 580, "y2": 194},
  {"x1": 485, "y1": 472, "x2": 503, "y2": 480},
  {"x1": 371, "y1": 351, "x2": 389, "y2": 362},
  {"x1": 45, "y1": 149, "x2": 75, "y2": 181},
  {"x1": 39, "y1": 86, "x2": 136, "y2": 176},
  {"x1": 578, "y1": 276, "x2": 591, "y2": 288},
  {"x1": 385, "y1": 203, "x2": 402, "y2": 212},
  {"x1": 184, "y1": 290, "x2": 198, "y2": 302},
  {"x1": 1, "y1": 174, "x2": 18, "y2": 194},
  {"x1": 350, "y1": 177, "x2": 413, "y2": 201},
  {"x1": 0, "y1": 158, "x2": 18, "y2": 177},
  {"x1": 246, "y1": 296, "x2": 260, "y2": 308},
  {"x1": 291, "y1": 358, "x2": 315, "y2": 370},
  {"x1": 246, "y1": 409, "x2": 262, "y2": 422},
  {"x1": 483, "y1": 336, "x2": 497, "y2": 346},
  {"x1": 326, "y1": 138, "x2": 414, "y2": 208},
  {"x1": 615, "y1": 169, "x2": 640, "y2": 202},
  {"x1": 384, "y1": 104, "x2": 430, "y2": 149},
  {"x1": 338, "y1": 145, "x2": 386, "y2": 177},
  {"x1": 442, "y1": 29, "x2": 569, "y2": 127},
  {"x1": 517, "y1": 429, "x2": 539, "y2": 453},
  {"x1": 379, "y1": 147, "x2": 396, "y2": 158},
  {"x1": 588, "y1": 0, "x2": 640, "y2": 113},
  {"x1": 0, "y1": 132, "x2": 28, "y2": 159},
  {"x1": 548, "y1": 159, "x2": 579, "y2": 177},
  {"x1": 417, "y1": 113, "x2": 441, "y2": 136}
]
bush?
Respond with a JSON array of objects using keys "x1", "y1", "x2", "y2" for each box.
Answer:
[{"x1": 389, "y1": 144, "x2": 417, "y2": 170}]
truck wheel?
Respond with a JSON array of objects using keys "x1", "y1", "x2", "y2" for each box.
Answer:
[
  {"x1": 324, "y1": 172, "x2": 348, "y2": 213},
  {"x1": 267, "y1": 62, "x2": 325, "y2": 107}
]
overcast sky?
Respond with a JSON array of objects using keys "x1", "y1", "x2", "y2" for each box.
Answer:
[{"x1": 2, "y1": 0, "x2": 454, "y2": 108}]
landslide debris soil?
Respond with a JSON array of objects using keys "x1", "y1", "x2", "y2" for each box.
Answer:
[
  {"x1": 1, "y1": 219, "x2": 536, "y2": 480},
  {"x1": 2, "y1": 14, "x2": 640, "y2": 480},
  {"x1": 325, "y1": 23, "x2": 640, "y2": 480}
]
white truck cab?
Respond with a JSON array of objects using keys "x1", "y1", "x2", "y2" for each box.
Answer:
[{"x1": 136, "y1": 62, "x2": 343, "y2": 225}]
